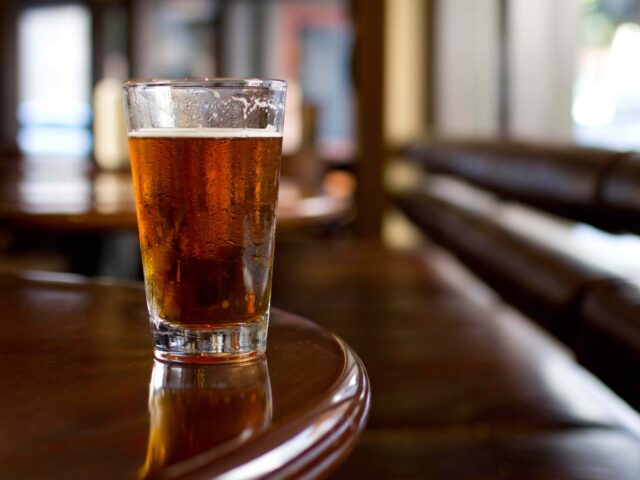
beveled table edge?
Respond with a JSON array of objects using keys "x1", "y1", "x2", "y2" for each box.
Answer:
[
  {"x1": 170, "y1": 330, "x2": 371, "y2": 480},
  {"x1": 3, "y1": 272, "x2": 371, "y2": 480}
]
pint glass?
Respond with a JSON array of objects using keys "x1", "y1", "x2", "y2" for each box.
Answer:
[{"x1": 122, "y1": 79, "x2": 286, "y2": 363}]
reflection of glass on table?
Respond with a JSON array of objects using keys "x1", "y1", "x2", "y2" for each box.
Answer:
[
  {"x1": 0, "y1": 271, "x2": 371, "y2": 478},
  {"x1": 137, "y1": 359, "x2": 272, "y2": 479}
]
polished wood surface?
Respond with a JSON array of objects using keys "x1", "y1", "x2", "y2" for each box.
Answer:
[
  {"x1": 0, "y1": 272, "x2": 370, "y2": 479},
  {"x1": 0, "y1": 158, "x2": 353, "y2": 232},
  {"x1": 271, "y1": 239, "x2": 640, "y2": 479},
  {"x1": 0, "y1": 158, "x2": 136, "y2": 231}
]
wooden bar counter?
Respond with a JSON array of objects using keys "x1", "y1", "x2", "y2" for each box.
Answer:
[
  {"x1": 0, "y1": 272, "x2": 370, "y2": 479},
  {"x1": 272, "y1": 239, "x2": 640, "y2": 479}
]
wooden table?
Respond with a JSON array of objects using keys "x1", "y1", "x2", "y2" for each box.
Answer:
[
  {"x1": 0, "y1": 158, "x2": 353, "y2": 233},
  {"x1": 0, "y1": 272, "x2": 370, "y2": 479},
  {"x1": 0, "y1": 157, "x2": 353, "y2": 277}
]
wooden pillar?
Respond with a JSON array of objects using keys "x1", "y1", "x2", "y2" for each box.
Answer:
[
  {"x1": 0, "y1": 1, "x2": 19, "y2": 154},
  {"x1": 497, "y1": 0, "x2": 510, "y2": 136},
  {"x1": 352, "y1": 0, "x2": 386, "y2": 238},
  {"x1": 424, "y1": 0, "x2": 435, "y2": 130}
]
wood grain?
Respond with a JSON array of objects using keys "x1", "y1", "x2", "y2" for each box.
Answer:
[{"x1": 0, "y1": 272, "x2": 370, "y2": 479}]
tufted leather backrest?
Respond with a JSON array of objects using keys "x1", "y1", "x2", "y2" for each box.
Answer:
[
  {"x1": 598, "y1": 154, "x2": 640, "y2": 232},
  {"x1": 405, "y1": 139, "x2": 629, "y2": 231},
  {"x1": 399, "y1": 138, "x2": 640, "y2": 411}
]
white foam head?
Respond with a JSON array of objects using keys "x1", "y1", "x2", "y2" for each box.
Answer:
[{"x1": 128, "y1": 127, "x2": 282, "y2": 138}]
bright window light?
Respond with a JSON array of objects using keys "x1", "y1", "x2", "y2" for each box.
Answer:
[
  {"x1": 573, "y1": 1, "x2": 640, "y2": 150},
  {"x1": 18, "y1": 4, "x2": 92, "y2": 157}
]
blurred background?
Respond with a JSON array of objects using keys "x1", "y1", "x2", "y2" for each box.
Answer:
[
  {"x1": 0, "y1": 0, "x2": 639, "y2": 278},
  {"x1": 5, "y1": 3, "x2": 640, "y2": 478}
]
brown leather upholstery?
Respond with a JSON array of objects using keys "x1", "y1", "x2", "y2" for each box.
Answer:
[
  {"x1": 400, "y1": 138, "x2": 640, "y2": 413},
  {"x1": 395, "y1": 190, "x2": 605, "y2": 345},
  {"x1": 577, "y1": 279, "x2": 640, "y2": 411},
  {"x1": 599, "y1": 154, "x2": 640, "y2": 233},
  {"x1": 405, "y1": 140, "x2": 626, "y2": 228}
]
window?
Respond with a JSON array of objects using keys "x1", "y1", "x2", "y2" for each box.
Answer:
[
  {"x1": 18, "y1": 4, "x2": 92, "y2": 157},
  {"x1": 573, "y1": 0, "x2": 640, "y2": 149}
]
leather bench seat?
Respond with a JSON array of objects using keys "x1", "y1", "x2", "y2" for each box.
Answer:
[
  {"x1": 405, "y1": 140, "x2": 626, "y2": 228},
  {"x1": 599, "y1": 154, "x2": 640, "y2": 233},
  {"x1": 394, "y1": 190, "x2": 606, "y2": 345},
  {"x1": 578, "y1": 279, "x2": 640, "y2": 411},
  {"x1": 400, "y1": 138, "x2": 640, "y2": 415}
]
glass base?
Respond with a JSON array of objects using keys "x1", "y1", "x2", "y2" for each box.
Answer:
[{"x1": 150, "y1": 313, "x2": 269, "y2": 364}]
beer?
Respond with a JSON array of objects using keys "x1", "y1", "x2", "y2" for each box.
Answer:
[
  {"x1": 137, "y1": 361, "x2": 272, "y2": 478},
  {"x1": 128, "y1": 128, "x2": 282, "y2": 328}
]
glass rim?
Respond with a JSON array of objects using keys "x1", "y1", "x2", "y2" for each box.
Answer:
[{"x1": 122, "y1": 77, "x2": 287, "y2": 90}]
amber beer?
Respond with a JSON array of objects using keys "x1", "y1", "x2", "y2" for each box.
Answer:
[
  {"x1": 128, "y1": 129, "x2": 282, "y2": 329},
  {"x1": 123, "y1": 78, "x2": 286, "y2": 362}
]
